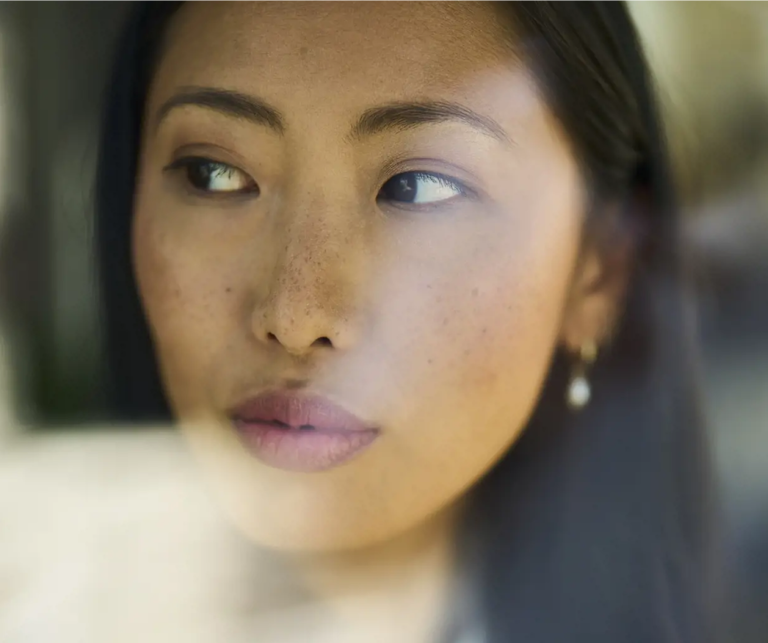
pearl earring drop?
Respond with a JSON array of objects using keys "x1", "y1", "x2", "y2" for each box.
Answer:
[{"x1": 567, "y1": 341, "x2": 597, "y2": 411}]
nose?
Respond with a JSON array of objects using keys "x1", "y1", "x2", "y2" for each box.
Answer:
[
  {"x1": 250, "y1": 202, "x2": 366, "y2": 357},
  {"x1": 252, "y1": 291, "x2": 359, "y2": 356}
]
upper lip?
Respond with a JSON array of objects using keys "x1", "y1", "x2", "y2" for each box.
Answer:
[{"x1": 229, "y1": 390, "x2": 377, "y2": 433}]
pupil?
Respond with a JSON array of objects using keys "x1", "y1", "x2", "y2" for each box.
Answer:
[
  {"x1": 383, "y1": 173, "x2": 418, "y2": 203},
  {"x1": 188, "y1": 162, "x2": 214, "y2": 190}
]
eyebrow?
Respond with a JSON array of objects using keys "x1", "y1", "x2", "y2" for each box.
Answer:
[
  {"x1": 154, "y1": 86, "x2": 512, "y2": 145},
  {"x1": 351, "y1": 101, "x2": 511, "y2": 145},
  {"x1": 154, "y1": 87, "x2": 286, "y2": 134}
]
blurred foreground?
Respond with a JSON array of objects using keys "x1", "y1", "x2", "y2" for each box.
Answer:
[{"x1": 0, "y1": 426, "x2": 427, "y2": 643}]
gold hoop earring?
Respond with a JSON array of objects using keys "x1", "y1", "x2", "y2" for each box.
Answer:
[{"x1": 566, "y1": 341, "x2": 598, "y2": 410}]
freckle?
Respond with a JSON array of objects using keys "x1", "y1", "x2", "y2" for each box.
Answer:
[
  {"x1": 482, "y1": 327, "x2": 487, "y2": 335},
  {"x1": 225, "y1": 287, "x2": 232, "y2": 293},
  {"x1": 472, "y1": 288, "x2": 479, "y2": 298},
  {"x1": 464, "y1": 348, "x2": 470, "y2": 356},
  {"x1": 442, "y1": 318, "x2": 448, "y2": 326},
  {"x1": 428, "y1": 359, "x2": 433, "y2": 365}
]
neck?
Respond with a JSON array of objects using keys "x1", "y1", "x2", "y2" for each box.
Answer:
[{"x1": 277, "y1": 502, "x2": 465, "y2": 642}]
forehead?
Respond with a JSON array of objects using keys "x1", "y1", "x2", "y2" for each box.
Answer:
[{"x1": 151, "y1": 2, "x2": 525, "y2": 112}]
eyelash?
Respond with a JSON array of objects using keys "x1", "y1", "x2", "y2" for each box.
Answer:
[{"x1": 163, "y1": 156, "x2": 472, "y2": 207}]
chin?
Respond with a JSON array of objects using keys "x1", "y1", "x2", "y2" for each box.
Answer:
[
  {"x1": 178, "y1": 416, "x2": 461, "y2": 555},
  {"x1": 220, "y1": 504, "x2": 407, "y2": 554}
]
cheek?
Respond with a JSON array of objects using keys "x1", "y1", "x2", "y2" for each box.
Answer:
[
  {"x1": 404, "y1": 232, "x2": 573, "y2": 408},
  {"x1": 131, "y1": 206, "x2": 243, "y2": 413}
]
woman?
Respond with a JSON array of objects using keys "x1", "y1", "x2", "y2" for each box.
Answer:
[{"x1": 95, "y1": 2, "x2": 717, "y2": 641}]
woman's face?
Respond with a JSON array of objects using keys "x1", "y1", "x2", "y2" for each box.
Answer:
[{"x1": 133, "y1": 1, "x2": 603, "y2": 551}]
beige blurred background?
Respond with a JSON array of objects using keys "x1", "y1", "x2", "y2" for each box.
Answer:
[{"x1": 0, "y1": 2, "x2": 767, "y2": 642}]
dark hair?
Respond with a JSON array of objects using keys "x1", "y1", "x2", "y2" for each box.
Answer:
[{"x1": 95, "y1": 3, "x2": 717, "y2": 641}]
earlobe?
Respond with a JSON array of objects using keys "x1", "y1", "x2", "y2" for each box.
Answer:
[{"x1": 559, "y1": 214, "x2": 636, "y2": 354}]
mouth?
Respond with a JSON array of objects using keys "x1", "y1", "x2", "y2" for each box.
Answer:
[{"x1": 228, "y1": 391, "x2": 380, "y2": 473}]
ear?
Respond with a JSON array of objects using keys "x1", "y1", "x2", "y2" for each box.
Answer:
[{"x1": 559, "y1": 205, "x2": 636, "y2": 355}]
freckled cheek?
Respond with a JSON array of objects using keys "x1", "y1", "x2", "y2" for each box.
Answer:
[
  {"x1": 378, "y1": 242, "x2": 573, "y2": 438},
  {"x1": 132, "y1": 217, "x2": 242, "y2": 397},
  {"x1": 364, "y1": 270, "x2": 563, "y2": 488},
  {"x1": 430, "y1": 287, "x2": 554, "y2": 397},
  {"x1": 440, "y1": 222, "x2": 576, "y2": 402}
]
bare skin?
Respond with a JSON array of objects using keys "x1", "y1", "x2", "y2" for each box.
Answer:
[{"x1": 132, "y1": 2, "x2": 629, "y2": 640}]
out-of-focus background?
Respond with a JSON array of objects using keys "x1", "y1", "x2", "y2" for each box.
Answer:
[{"x1": 0, "y1": 2, "x2": 766, "y2": 641}]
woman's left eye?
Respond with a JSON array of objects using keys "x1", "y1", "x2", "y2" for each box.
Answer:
[{"x1": 377, "y1": 172, "x2": 466, "y2": 206}]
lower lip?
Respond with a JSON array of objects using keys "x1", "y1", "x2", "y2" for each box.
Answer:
[{"x1": 232, "y1": 420, "x2": 380, "y2": 473}]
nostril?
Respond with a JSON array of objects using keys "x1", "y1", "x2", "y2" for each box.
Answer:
[{"x1": 265, "y1": 332, "x2": 333, "y2": 349}]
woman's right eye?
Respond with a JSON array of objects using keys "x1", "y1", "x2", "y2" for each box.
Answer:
[{"x1": 165, "y1": 157, "x2": 259, "y2": 196}]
